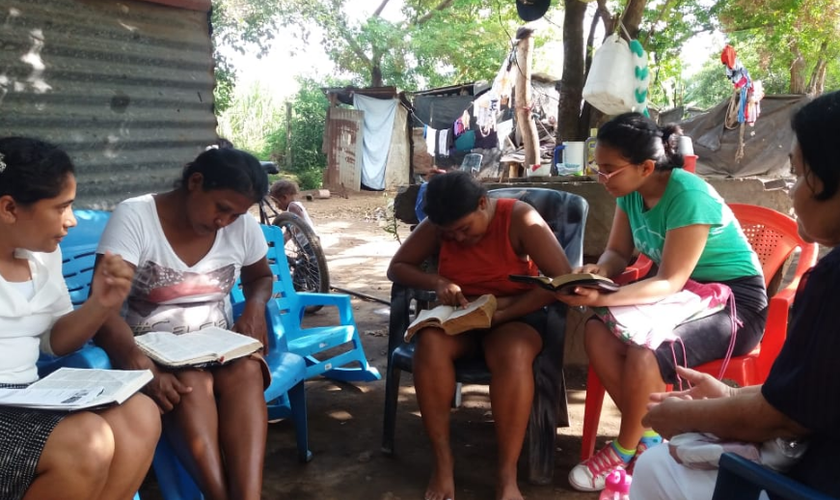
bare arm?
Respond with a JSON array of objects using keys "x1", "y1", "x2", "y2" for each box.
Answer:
[
  {"x1": 559, "y1": 223, "x2": 710, "y2": 308},
  {"x1": 643, "y1": 389, "x2": 809, "y2": 442},
  {"x1": 89, "y1": 254, "x2": 150, "y2": 370},
  {"x1": 50, "y1": 253, "x2": 134, "y2": 356},
  {"x1": 493, "y1": 202, "x2": 572, "y2": 323},
  {"x1": 230, "y1": 257, "x2": 273, "y2": 347},
  {"x1": 588, "y1": 208, "x2": 636, "y2": 277}
]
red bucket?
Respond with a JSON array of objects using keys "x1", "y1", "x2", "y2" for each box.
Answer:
[{"x1": 683, "y1": 154, "x2": 698, "y2": 173}]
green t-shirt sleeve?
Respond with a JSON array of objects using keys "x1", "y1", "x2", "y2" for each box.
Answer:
[{"x1": 664, "y1": 188, "x2": 723, "y2": 231}]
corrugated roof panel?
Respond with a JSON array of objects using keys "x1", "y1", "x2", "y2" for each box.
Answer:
[{"x1": 0, "y1": 0, "x2": 217, "y2": 208}]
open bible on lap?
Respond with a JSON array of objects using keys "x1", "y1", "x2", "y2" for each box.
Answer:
[
  {"x1": 509, "y1": 273, "x2": 619, "y2": 295},
  {"x1": 0, "y1": 368, "x2": 153, "y2": 411},
  {"x1": 134, "y1": 326, "x2": 263, "y2": 368},
  {"x1": 404, "y1": 294, "x2": 497, "y2": 342}
]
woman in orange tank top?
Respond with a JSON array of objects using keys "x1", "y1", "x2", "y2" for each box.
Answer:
[{"x1": 388, "y1": 171, "x2": 571, "y2": 500}]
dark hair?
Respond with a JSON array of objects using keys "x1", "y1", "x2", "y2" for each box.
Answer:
[
  {"x1": 269, "y1": 179, "x2": 299, "y2": 199},
  {"x1": 597, "y1": 112, "x2": 684, "y2": 170},
  {"x1": 179, "y1": 148, "x2": 268, "y2": 203},
  {"x1": 423, "y1": 170, "x2": 487, "y2": 226},
  {"x1": 208, "y1": 138, "x2": 235, "y2": 149},
  {"x1": 791, "y1": 90, "x2": 840, "y2": 201},
  {"x1": 0, "y1": 137, "x2": 75, "y2": 205}
]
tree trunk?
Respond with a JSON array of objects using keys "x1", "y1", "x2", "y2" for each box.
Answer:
[
  {"x1": 515, "y1": 30, "x2": 540, "y2": 169},
  {"x1": 620, "y1": 0, "x2": 646, "y2": 39},
  {"x1": 806, "y1": 41, "x2": 828, "y2": 96},
  {"x1": 371, "y1": 64, "x2": 383, "y2": 87},
  {"x1": 558, "y1": 0, "x2": 587, "y2": 142},
  {"x1": 789, "y1": 42, "x2": 806, "y2": 94}
]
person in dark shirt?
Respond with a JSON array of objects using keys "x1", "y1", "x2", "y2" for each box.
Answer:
[{"x1": 628, "y1": 89, "x2": 840, "y2": 499}]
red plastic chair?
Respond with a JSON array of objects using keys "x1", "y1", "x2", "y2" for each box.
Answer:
[{"x1": 579, "y1": 204, "x2": 819, "y2": 460}]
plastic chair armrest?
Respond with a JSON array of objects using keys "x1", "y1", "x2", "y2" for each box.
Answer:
[
  {"x1": 714, "y1": 453, "x2": 833, "y2": 500},
  {"x1": 756, "y1": 281, "x2": 798, "y2": 380},
  {"x1": 615, "y1": 255, "x2": 653, "y2": 285},
  {"x1": 295, "y1": 292, "x2": 354, "y2": 323}
]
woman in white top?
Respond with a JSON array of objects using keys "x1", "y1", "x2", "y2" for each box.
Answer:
[
  {"x1": 0, "y1": 137, "x2": 160, "y2": 500},
  {"x1": 95, "y1": 148, "x2": 273, "y2": 500}
]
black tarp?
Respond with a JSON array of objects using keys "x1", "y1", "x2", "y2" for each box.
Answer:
[{"x1": 678, "y1": 95, "x2": 808, "y2": 178}]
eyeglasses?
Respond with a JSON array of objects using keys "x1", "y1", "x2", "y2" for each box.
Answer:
[{"x1": 590, "y1": 163, "x2": 634, "y2": 182}]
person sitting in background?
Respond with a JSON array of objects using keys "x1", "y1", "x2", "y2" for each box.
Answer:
[
  {"x1": 555, "y1": 112, "x2": 767, "y2": 492},
  {"x1": 269, "y1": 179, "x2": 317, "y2": 235},
  {"x1": 388, "y1": 170, "x2": 572, "y2": 500},
  {"x1": 94, "y1": 147, "x2": 273, "y2": 500},
  {"x1": 0, "y1": 136, "x2": 160, "y2": 500},
  {"x1": 415, "y1": 168, "x2": 447, "y2": 223},
  {"x1": 629, "y1": 89, "x2": 840, "y2": 500}
]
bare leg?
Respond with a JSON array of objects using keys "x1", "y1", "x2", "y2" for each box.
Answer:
[
  {"x1": 94, "y1": 394, "x2": 161, "y2": 500},
  {"x1": 165, "y1": 369, "x2": 228, "y2": 500},
  {"x1": 214, "y1": 357, "x2": 268, "y2": 500},
  {"x1": 585, "y1": 320, "x2": 666, "y2": 451},
  {"x1": 483, "y1": 323, "x2": 542, "y2": 500},
  {"x1": 585, "y1": 319, "x2": 628, "y2": 408},
  {"x1": 413, "y1": 327, "x2": 476, "y2": 500},
  {"x1": 615, "y1": 346, "x2": 666, "y2": 451},
  {"x1": 24, "y1": 412, "x2": 114, "y2": 500}
]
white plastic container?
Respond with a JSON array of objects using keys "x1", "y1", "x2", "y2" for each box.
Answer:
[
  {"x1": 583, "y1": 34, "x2": 636, "y2": 116},
  {"x1": 561, "y1": 141, "x2": 585, "y2": 175},
  {"x1": 526, "y1": 162, "x2": 551, "y2": 177}
]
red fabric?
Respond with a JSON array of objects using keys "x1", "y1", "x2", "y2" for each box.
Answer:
[
  {"x1": 438, "y1": 198, "x2": 539, "y2": 297},
  {"x1": 721, "y1": 45, "x2": 737, "y2": 69}
]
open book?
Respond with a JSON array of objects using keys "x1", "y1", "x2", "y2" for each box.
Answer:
[
  {"x1": 135, "y1": 326, "x2": 263, "y2": 368},
  {"x1": 509, "y1": 273, "x2": 619, "y2": 295},
  {"x1": 0, "y1": 367, "x2": 152, "y2": 411},
  {"x1": 405, "y1": 294, "x2": 497, "y2": 342}
]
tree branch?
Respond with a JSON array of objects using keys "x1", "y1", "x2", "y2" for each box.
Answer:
[
  {"x1": 372, "y1": 0, "x2": 390, "y2": 18},
  {"x1": 416, "y1": 0, "x2": 456, "y2": 25}
]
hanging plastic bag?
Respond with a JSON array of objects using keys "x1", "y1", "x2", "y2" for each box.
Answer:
[{"x1": 583, "y1": 33, "x2": 636, "y2": 115}]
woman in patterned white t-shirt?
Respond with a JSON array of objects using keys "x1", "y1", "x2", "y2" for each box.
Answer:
[{"x1": 95, "y1": 147, "x2": 273, "y2": 500}]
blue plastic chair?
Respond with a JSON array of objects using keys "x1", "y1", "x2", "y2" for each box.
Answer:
[
  {"x1": 230, "y1": 224, "x2": 380, "y2": 383},
  {"x1": 40, "y1": 211, "x2": 312, "y2": 500},
  {"x1": 712, "y1": 453, "x2": 834, "y2": 500}
]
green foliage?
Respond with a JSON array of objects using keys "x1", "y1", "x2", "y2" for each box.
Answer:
[{"x1": 684, "y1": 58, "x2": 736, "y2": 109}]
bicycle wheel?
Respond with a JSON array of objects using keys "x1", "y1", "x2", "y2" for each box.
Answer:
[{"x1": 271, "y1": 212, "x2": 330, "y2": 312}]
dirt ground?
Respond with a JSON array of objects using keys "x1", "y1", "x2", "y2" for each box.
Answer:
[{"x1": 140, "y1": 191, "x2": 620, "y2": 500}]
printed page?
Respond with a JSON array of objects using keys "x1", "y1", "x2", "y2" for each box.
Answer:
[
  {"x1": 409, "y1": 305, "x2": 455, "y2": 329},
  {"x1": 136, "y1": 328, "x2": 262, "y2": 366},
  {"x1": 0, "y1": 368, "x2": 152, "y2": 410},
  {"x1": 136, "y1": 331, "x2": 214, "y2": 365},
  {"x1": 0, "y1": 386, "x2": 105, "y2": 409}
]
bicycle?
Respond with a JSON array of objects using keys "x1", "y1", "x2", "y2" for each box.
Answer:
[{"x1": 259, "y1": 198, "x2": 330, "y2": 312}]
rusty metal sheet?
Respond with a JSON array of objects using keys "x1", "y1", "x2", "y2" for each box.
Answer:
[
  {"x1": 323, "y1": 107, "x2": 363, "y2": 192},
  {"x1": 0, "y1": 0, "x2": 216, "y2": 208}
]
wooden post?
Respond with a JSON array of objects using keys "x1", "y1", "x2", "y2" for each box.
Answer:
[
  {"x1": 285, "y1": 101, "x2": 293, "y2": 168},
  {"x1": 514, "y1": 28, "x2": 539, "y2": 174}
]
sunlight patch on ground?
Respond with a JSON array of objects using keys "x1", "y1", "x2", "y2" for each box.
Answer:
[{"x1": 327, "y1": 410, "x2": 354, "y2": 421}]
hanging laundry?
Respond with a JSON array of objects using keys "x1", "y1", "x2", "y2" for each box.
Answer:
[
  {"x1": 436, "y1": 129, "x2": 451, "y2": 158},
  {"x1": 453, "y1": 109, "x2": 471, "y2": 137},
  {"x1": 720, "y1": 44, "x2": 764, "y2": 162}
]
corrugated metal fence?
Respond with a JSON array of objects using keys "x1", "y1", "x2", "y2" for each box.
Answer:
[{"x1": 0, "y1": 0, "x2": 216, "y2": 208}]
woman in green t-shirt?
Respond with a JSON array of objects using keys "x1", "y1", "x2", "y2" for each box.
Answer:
[{"x1": 559, "y1": 112, "x2": 768, "y2": 492}]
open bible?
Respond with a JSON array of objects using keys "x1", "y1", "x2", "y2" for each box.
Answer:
[
  {"x1": 404, "y1": 294, "x2": 497, "y2": 342},
  {"x1": 0, "y1": 368, "x2": 152, "y2": 411},
  {"x1": 509, "y1": 273, "x2": 619, "y2": 295},
  {"x1": 135, "y1": 326, "x2": 263, "y2": 368}
]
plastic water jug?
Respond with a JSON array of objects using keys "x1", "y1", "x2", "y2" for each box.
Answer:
[
  {"x1": 599, "y1": 467, "x2": 631, "y2": 500},
  {"x1": 583, "y1": 33, "x2": 636, "y2": 115}
]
